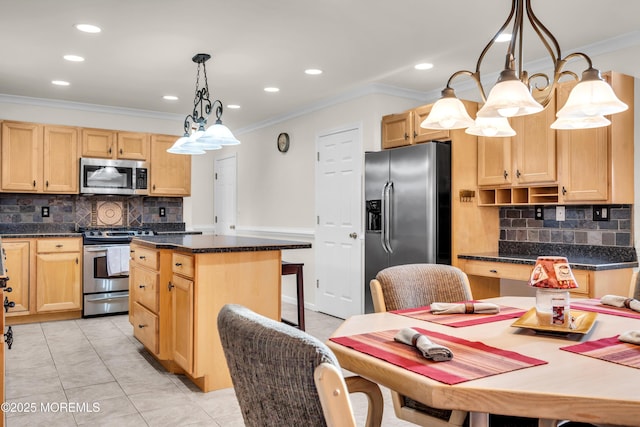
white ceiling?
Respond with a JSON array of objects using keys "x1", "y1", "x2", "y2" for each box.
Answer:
[{"x1": 1, "y1": 0, "x2": 640, "y2": 133}]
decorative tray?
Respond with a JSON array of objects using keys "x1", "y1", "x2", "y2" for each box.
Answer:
[{"x1": 511, "y1": 308, "x2": 597, "y2": 335}]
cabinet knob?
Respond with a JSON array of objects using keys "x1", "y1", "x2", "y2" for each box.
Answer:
[
  {"x1": 562, "y1": 186, "x2": 567, "y2": 195},
  {"x1": 56, "y1": 244, "x2": 63, "y2": 248},
  {"x1": 152, "y1": 184, "x2": 156, "y2": 191},
  {"x1": 139, "y1": 255, "x2": 146, "y2": 260},
  {"x1": 120, "y1": 148, "x2": 123, "y2": 155},
  {"x1": 33, "y1": 180, "x2": 36, "y2": 187},
  {"x1": 168, "y1": 282, "x2": 174, "y2": 291},
  {"x1": 404, "y1": 133, "x2": 409, "y2": 140},
  {"x1": 139, "y1": 284, "x2": 145, "y2": 289},
  {"x1": 516, "y1": 169, "x2": 521, "y2": 178},
  {"x1": 4, "y1": 326, "x2": 13, "y2": 350},
  {"x1": 4, "y1": 296, "x2": 15, "y2": 312},
  {"x1": 413, "y1": 131, "x2": 418, "y2": 138},
  {"x1": 489, "y1": 269, "x2": 498, "y2": 273},
  {"x1": 5, "y1": 287, "x2": 12, "y2": 293},
  {"x1": 503, "y1": 170, "x2": 508, "y2": 179},
  {"x1": 137, "y1": 324, "x2": 147, "y2": 329},
  {"x1": 46, "y1": 180, "x2": 49, "y2": 187},
  {"x1": 108, "y1": 147, "x2": 112, "y2": 154},
  {"x1": 175, "y1": 262, "x2": 182, "y2": 267}
]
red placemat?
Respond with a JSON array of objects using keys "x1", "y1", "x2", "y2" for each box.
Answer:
[
  {"x1": 391, "y1": 303, "x2": 527, "y2": 327},
  {"x1": 571, "y1": 299, "x2": 640, "y2": 320},
  {"x1": 560, "y1": 336, "x2": 640, "y2": 369},
  {"x1": 330, "y1": 327, "x2": 547, "y2": 385}
]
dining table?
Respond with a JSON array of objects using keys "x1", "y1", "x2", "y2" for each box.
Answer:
[{"x1": 326, "y1": 296, "x2": 640, "y2": 427}]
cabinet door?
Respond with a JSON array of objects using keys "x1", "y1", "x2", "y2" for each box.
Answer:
[
  {"x1": 43, "y1": 125, "x2": 79, "y2": 193},
  {"x1": 477, "y1": 136, "x2": 512, "y2": 186},
  {"x1": 413, "y1": 104, "x2": 450, "y2": 143},
  {"x1": 132, "y1": 266, "x2": 159, "y2": 312},
  {"x1": 81, "y1": 128, "x2": 116, "y2": 158},
  {"x1": 381, "y1": 111, "x2": 413, "y2": 149},
  {"x1": 1, "y1": 121, "x2": 42, "y2": 192},
  {"x1": 3, "y1": 241, "x2": 30, "y2": 314},
  {"x1": 117, "y1": 132, "x2": 149, "y2": 160},
  {"x1": 556, "y1": 81, "x2": 609, "y2": 202},
  {"x1": 150, "y1": 134, "x2": 191, "y2": 196},
  {"x1": 511, "y1": 97, "x2": 557, "y2": 184},
  {"x1": 171, "y1": 274, "x2": 193, "y2": 374},
  {"x1": 35, "y1": 252, "x2": 81, "y2": 312}
]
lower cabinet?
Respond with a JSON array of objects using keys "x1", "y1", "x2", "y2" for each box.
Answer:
[
  {"x1": 171, "y1": 273, "x2": 193, "y2": 374},
  {"x1": 3, "y1": 237, "x2": 82, "y2": 324}
]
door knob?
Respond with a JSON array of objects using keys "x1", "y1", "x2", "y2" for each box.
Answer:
[{"x1": 349, "y1": 232, "x2": 358, "y2": 239}]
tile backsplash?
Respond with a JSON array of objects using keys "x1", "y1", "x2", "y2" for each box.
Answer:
[
  {"x1": 500, "y1": 205, "x2": 632, "y2": 247},
  {"x1": 0, "y1": 194, "x2": 184, "y2": 233}
]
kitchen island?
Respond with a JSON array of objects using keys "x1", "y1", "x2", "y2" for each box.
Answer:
[{"x1": 129, "y1": 234, "x2": 311, "y2": 392}]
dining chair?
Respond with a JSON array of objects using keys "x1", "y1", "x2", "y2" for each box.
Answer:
[
  {"x1": 370, "y1": 263, "x2": 539, "y2": 427},
  {"x1": 217, "y1": 304, "x2": 384, "y2": 427},
  {"x1": 370, "y1": 263, "x2": 472, "y2": 427}
]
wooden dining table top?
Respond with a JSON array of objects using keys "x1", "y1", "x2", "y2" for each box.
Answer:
[{"x1": 326, "y1": 296, "x2": 640, "y2": 427}]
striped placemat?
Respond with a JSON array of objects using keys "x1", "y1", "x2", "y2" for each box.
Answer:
[
  {"x1": 560, "y1": 336, "x2": 640, "y2": 369},
  {"x1": 391, "y1": 304, "x2": 527, "y2": 327},
  {"x1": 571, "y1": 299, "x2": 640, "y2": 320},
  {"x1": 330, "y1": 327, "x2": 547, "y2": 385}
]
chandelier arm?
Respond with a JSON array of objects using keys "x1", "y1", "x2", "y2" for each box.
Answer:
[
  {"x1": 510, "y1": 0, "x2": 523, "y2": 74},
  {"x1": 475, "y1": 0, "x2": 517, "y2": 74},
  {"x1": 443, "y1": 70, "x2": 488, "y2": 103},
  {"x1": 183, "y1": 114, "x2": 195, "y2": 135},
  {"x1": 562, "y1": 52, "x2": 594, "y2": 69},
  {"x1": 526, "y1": 0, "x2": 562, "y2": 62},
  {"x1": 212, "y1": 99, "x2": 224, "y2": 122}
]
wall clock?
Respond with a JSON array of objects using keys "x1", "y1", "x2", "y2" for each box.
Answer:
[{"x1": 277, "y1": 132, "x2": 290, "y2": 153}]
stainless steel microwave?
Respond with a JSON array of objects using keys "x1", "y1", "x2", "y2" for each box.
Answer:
[{"x1": 80, "y1": 158, "x2": 149, "y2": 195}]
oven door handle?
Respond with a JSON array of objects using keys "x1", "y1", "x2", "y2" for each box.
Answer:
[{"x1": 86, "y1": 295, "x2": 129, "y2": 302}]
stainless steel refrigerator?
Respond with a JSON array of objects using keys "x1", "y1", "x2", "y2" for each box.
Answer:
[{"x1": 364, "y1": 142, "x2": 451, "y2": 313}]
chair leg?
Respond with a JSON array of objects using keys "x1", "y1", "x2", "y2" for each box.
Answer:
[{"x1": 345, "y1": 376, "x2": 384, "y2": 427}]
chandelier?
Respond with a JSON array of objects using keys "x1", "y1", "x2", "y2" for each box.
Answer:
[
  {"x1": 167, "y1": 53, "x2": 240, "y2": 155},
  {"x1": 421, "y1": 0, "x2": 628, "y2": 136}
]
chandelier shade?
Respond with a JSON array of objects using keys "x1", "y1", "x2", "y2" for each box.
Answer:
[
  {"x1": 465, "y1": 117, "x2": 516, "y2": 137},
  {"x1": 167, "y1": 53, "x2": 240, "y2": 155},
  {"x1": 420, "y1": 88, "x2": 475, "y2": 130},
  {"x1": 423, "y1": 0, "x2": 627, "y2": 134},
  {"x1": 550, "y1": 115, "x2": 611, "y2": 130}
]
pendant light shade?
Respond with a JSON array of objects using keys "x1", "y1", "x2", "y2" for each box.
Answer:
[
  {"x1": 550, "y1": 115, "x2": 611, "y2": 130},
  {"x1": 465, "y1": 117, "x2": 516, "y2": 137},
  {"x1": 477, "y1": 70, "x2": 544, "y2": 118},
  {"x1": 421, "y1": 88, "x2": 475, "y2": 130},
  {"x1": 166, "y1": 53, "x2": 240, "y2": 155},
  {"x1": 555, "y1": 68, "x2": 628, "y2": 119}
]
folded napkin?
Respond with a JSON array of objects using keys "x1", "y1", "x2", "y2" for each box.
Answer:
[
  {"x1": 394, "y1": 328, "x2": 453, "y2": 362},
  {"x1": 430, "y1": 302, "x2": 500, "y2": 315},
  {"x1": 600, "y1": 295, "x2": 640, "y2": 313},
  {"x1": 619, "y1": 330, "x2": 640, "y2": 345}
]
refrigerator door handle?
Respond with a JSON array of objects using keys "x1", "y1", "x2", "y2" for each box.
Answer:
[
  {"x1": 384, "y1": 181, "x2": 393, "y2": 253},
  {"x1": 380, "y1": 182, "x2": 389, "y2": 253}
]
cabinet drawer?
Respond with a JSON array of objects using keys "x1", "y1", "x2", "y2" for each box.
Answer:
[
  {"x1": 132, "y1": 246, "x2": 159, "y2": 270},
  {"x1": 172, "y1": 253, "x2": 194, "y2": 278},
  {"x1": 132, "y1": 302, "x2": 159, "y2": 354},
  {"x1": 132, "y1": 267, "x2": 159, "y2": 312},
  {"x1": 37, "y1": 238, "x2": 81, "y2": 253},
  {"x1": 570, "y1": 269, "x2": 590, "y2": 297},
  {"x1": 463, "y1": 260, "x2": 532, "y2": 281}
]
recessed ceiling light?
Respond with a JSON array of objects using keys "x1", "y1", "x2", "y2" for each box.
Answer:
[
  {"x1": 227, "y1": 104, "x2": 241, "y2": 109},
  {"x1": 63, "y1": 55, "x2": 85, "y2": 62},
  {"x1": 163, "y1": 95, "x2": 178, "y2": 101},
  {"x1": 414, "y1": 63, "x2": 434, "y2": 71},
  {"x1": 496, "y1": 33, "x2": 512, "y2": 42},
  {"x1": 75, "y1": 23, "x2": 101, "y2": 33},
  {"x1": 305, "y1": 69, "x2": 323, "y2": 75},
  {"x1": 52, "y1": 80, "x2": 70, "y2": 86},
  {"x1": 264, "y1": 87, "x2": 280, "y2": 93}
]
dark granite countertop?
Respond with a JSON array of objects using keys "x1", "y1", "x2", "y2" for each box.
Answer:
[
  {"x1": 153, "y1": 231, "x2": 203, "y2": 236},
  {"x1": 459, "y1": 242, "x2": 638, "y2": 271},
  {"x1": 132, "y1": 234, "x2": 311, "y2": 254}
]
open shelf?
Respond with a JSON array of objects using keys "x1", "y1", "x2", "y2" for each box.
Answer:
[{"x1": 477, "y1": 185, "x2": 560, "y2": 206}]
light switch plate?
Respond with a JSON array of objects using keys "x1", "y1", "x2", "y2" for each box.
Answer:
[
  {"x1": 593, "y1": 206, "x2": 610, "y2": 221},
  {"x1": 534, "y1": 206, "x2": 544, "y2": 220},
  {"x1": 556, "y1": 206, "x2": 565, "y2": 221},
  {"x1": 159, "y1": 207, "x2": 166, "y2": 217},
  {"x1": 41, "y1": 206, "x2": 50, "y2": 217}
]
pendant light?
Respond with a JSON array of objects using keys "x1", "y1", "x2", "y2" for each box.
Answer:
[
  {"x1": 422, "y1": 0, "x2": 627, "y2": 134},
  {"x1": 167, "y1": 53, "x2": 240, "y2": 155}
]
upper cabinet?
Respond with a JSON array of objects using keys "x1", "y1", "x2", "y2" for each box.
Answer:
[
  {"x1": 477, "y1": 71, "x2": 633, "y2": 206},
  {"x1": 478, "y1": 98, "x2": 556, "y2": 187},
  {"x1": 81, "y1": 128, "x2": 148, "y2": 160},
  {"x1": 149, "y1": 134, "x2": 191, "y2": 197},
  {"x1": 1, "y1": 121, "x2": 78, "y2": 193}
]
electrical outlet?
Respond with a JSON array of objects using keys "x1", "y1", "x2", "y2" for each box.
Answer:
[
  {"x1": 159, "y1": 207, "x2": 166, "y2": 217},
  {"x1": 593, "y1": 206, "x2": 610, "y2": 221},
  {"x1": 534, "y1": 206, "x2": 544, "y2": 220},
  {"x1": 41, "y1": 206, "x2": 50, "y2": 217},
  {"x1": 556, "y1": 206, "x2": 565, "y2": 221}
]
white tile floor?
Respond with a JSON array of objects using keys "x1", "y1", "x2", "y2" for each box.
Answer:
[{"x1": 4, "y1": 304, "x2": 414, "y2": 426}]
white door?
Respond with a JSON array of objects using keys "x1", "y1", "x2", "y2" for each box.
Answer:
[
  {"x1": 315, "y1": 125, "x2": 363, "y2": 318},
  {"x1": 214, "y1": 154, "x2": 237, "y2": 235}
]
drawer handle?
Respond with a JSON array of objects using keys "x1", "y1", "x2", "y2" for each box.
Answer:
[
  {"x1": 139, "y1": 285, "x2": 146, "y2": 289},
  {"x1": 489, "y1": 269, "x2": 498, "y2": 273},
  {"x1": 56, "y1": 244, "x2": 63, "y2": 248},
  {"x1": 138, "y1": 324, "x2": 146, "y2": 329},
  {"x1": 175, "y1": 262, "x2": 183, "y2": 267},
  {"x1": 139, "y1": 255, "x2": 146, "y2": 260}
]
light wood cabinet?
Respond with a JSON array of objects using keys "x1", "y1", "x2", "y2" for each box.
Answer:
[
  {"x1": 413, "y1": 104, "x2": 450, "y2": 143},
  {"x1": 171, "y1": 273, "x2": 194, "y2": 374},
  {"x1": 35, "y1": 238, "x2": 82, "y2": 312},
  {"x1": 149, "y1": 134, "x2": 191, "y2": 196},
  {"x1": 381, "y1": 103, "x2": 457, "y2": 149},
  {"x1": 1, "y1": 121, "x2": 79, "y2": 194},
  {"x1": 557, "y1": 72, "x2": 634, "y2": 204},
  {"x1": 478, "y1": 100, "x2": 556, "y2": 187},
  {"x1": 2, "y1": 241, "x2": 30, "y2": 315},
  {"x1": 82, "y1": 128, "x2": 148, "y2": 160}
]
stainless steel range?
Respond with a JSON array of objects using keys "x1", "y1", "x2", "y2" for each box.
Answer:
[{"x1": 81, "y1": 228, "x2": 154, "y2": 317}]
